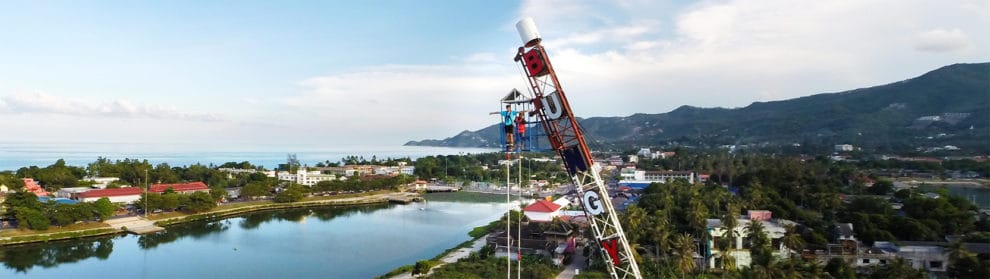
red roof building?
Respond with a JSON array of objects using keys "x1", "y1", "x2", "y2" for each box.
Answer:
[
  {"x1": 523, "y1": 200, "x2": 563, "y2": 222},
  {"x1": 23, "y1": 178, "x2": 50, "y2": 197},
  {"x1": 524, "y1": 200, "x2": 562, "y2": 213},
  {"x1": 150, "y1": 182, "x2": 209, "y2": 194},
  {"x1": 77, "y1": 187, "x2": 144, "y2": 203}
]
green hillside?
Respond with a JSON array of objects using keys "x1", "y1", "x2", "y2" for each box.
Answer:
[{"x1": 406, "y1": 63, "x2": 990, "y2": 154}]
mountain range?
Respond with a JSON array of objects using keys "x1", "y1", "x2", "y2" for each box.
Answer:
[{"x1": 406, "y1": 63, "x2": 990, "y2": 154}]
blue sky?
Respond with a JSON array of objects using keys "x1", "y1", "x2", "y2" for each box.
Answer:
[{"x1": 1, "y1": 0, "x2": 987, "y2": 145}]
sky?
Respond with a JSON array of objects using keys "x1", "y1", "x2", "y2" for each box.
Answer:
[{"x1": 0, "y1": 0, "x2": 987, "y2": 146}]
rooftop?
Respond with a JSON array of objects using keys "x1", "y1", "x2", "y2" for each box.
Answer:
[
  {"x1": 78, "y1": 187, "x2": 144, "y2": 198},
  {"x1": 524, "y1": 200, "x2": 562, "y2": 213},
  {"x1": 150, "y1": 182, "x2": 209, "y2": 193}
]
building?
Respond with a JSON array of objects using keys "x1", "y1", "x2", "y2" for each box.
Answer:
[
  {"x1": 835, "y1": 144, "x2": 854, "y2": 152},
  {"x1": 618, "y1": 167, "x2": 695, "y2": 188},
  {"x1": 56, "y1": 187, "x2": 93, "y2": 199},
  {"x1": 23, "y1": 178, "x2": 50, "y2": 197},
  {"x1": 77, "y1": 187, "x2": 144, "y2": 203},
  {"x1": 276, "y1": 168, "x2": 340, "y2": 186},
  {"x1": 150, "y1": 182, "x2": 210, "y2": 194},
  {"x1": 805, "y1": 223, "x2": 965, "y2": 274},
  {"x1": 488, "y1": 221, "x2": 576, "y2": 264},
  {"x1": 83, "y1": 177, "x2": 120, "y2": 189},
  {"x1": 705, "y1": 210, "x2": 795, "y2": 269},
  {"x1": 523, "y1": 199, "x2": 562, "y2": 222}
]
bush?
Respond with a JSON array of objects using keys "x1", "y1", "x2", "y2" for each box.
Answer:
[
  {"x1": 413, "y1": 260, "x2": 436, "y2": 275},
  {"x1": 274, "y1": 184, "x2": 307, "y2": 203},
  {"x1": 14, "y1": 207, "x2": 49, "y2": 231}
]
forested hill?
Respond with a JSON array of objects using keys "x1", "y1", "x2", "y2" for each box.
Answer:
[{"x1": 406, "y1": 63, "x2": 990, "y2": 154}]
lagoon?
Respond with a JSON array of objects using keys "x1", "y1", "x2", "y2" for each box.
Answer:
[{"x1": 0, "y1": 193, "x2": 520, "y2": 278}]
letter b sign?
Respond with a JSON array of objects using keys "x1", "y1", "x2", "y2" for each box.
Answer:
[{"x1": 523, "y1": 48, "x2": 549, "y2": 77}]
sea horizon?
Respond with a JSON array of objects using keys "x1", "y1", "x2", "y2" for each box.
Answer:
[{"x1": 0, "y1": 141, "x2": 495, "y2": 172}]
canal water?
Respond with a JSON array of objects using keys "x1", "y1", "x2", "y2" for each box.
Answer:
[{"x1": 0, "y1": 193, "x2": 523, "y2": 278}]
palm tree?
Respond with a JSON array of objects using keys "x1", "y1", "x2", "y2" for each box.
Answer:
[
  {"x1": 674, "y1": 233, "x2": 696, "y2": 276},
  {"x1": 687, "y1": 198, "x2": 709, "y2": 237},
  {"x1": 746, "y1": 220, "x2": 772, "y2": 267},
  {"x1": 781, "y1": 223, "x2": 805, "y2": 257},
  {"x1": 651, "y1": 211, "x2": 672, "y2": 259},
  {"x1": 623, "y1": 205, "x2": 647, "y2": 243},
  {"x1": 947, "y1": 240, "x2": 972, "y2": 263},
  {"x1": 722, "y1": 203, "x2": 740, "y2": 248}
]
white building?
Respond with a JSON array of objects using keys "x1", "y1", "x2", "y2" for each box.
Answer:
[
  {"x1": 834, "y1": 144, "x2": 854, "y2": 152},
  {"x1": 619, "y1": 167, "x2": 695, "y2": 188},
  {"x1": 277, "y1": 168, "x2": 339, "y2": 186},
  {"x1": 705, "y1": 210, "x2": 795, "y2": 269},
  {"x1": 83, "y1": 177, "x2": 120, "y2": 189}
]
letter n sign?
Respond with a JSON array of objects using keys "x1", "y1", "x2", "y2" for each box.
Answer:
[{"x1": 523, "y1": 48, "x2": 549, "y2": 77}]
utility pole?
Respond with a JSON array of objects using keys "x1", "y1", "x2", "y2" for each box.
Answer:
[{"x1": 144, "y1": 169, "x2": 149, "y2": 218}]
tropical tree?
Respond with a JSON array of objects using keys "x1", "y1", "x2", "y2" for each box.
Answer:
[
  {"x1": 746, "y1": 220, "x2": 772, "y2": 267},
  {"x1": 673, "y1": 233, "x2": 696, "y2": 276},
  {"x1": 868, "y1": 257, "x2": 926, "y2": 279},
  {"x1": 623, "y1": 205, "x2": 647, "y2": 243},
  {"x1": 650, "y1": 211, "x2": 672, "y2": 259},
  {"x1": 93, "y1": 198, "x2": 116, "y2": 221},
  {"x1": 781, "y1": 223, "x2": 805, "y2": 257}
]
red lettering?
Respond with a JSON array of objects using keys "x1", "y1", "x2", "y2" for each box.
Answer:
[
  {"x1": 601, "y1": 239, "x2": 621, "y2": 266},
  {"x1": 523, "y1": 49, "x2": 548, "y2": 77}
]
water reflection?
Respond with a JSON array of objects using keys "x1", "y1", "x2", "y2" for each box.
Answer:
[
  {"x1": 138, "y1": 221, "x2": 230, "y2": 249},
  {"x1": 0, "y1": 238, "x2": 114, "y2": 273},
  {"x1": 0, "y1": 195, "x2": 509, "y2": 278}
]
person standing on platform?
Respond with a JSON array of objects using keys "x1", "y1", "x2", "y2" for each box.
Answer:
[
  {"x1": 491, "y1": 105, "x2": 526, "y2": 151},
  {"x1": 515, "y1": 113, "x2": 526, "y2": 150}
]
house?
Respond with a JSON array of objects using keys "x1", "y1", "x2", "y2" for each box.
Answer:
[
  {"x1": 697, "y1": 174, "x2": 711, "y2": 183},
  {"x1": 411, "y1": 180, "x2": 428, "y2": 190},
  {"x1": 705, "y1": 210, "x2": 795, "y2": 269},
  {"x1": 23, "y1": 178, "x2": 50, "y2": 197},
  {"x1": 150, "y1": 182, "x2": 210, "y2": 194},
  {"x1": 523, "y1": 199, "x2": 562, "y2": 222},
  {"x1": 488, "y1": 221, "x2": 576, "y2": 264},
  {"x1": 77, "y1": 187, "x2": 144, "y2": 203}
]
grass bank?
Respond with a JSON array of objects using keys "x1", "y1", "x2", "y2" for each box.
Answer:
[
  {"x1": 153, "y1": 190, "x2": 412, "y2": 226},
  {"x1": 0, "y1": 191, "x2": 417, "y2": 246},
  {"x1": 0, "y1": 222, "x2": 120, "y2": 246}
]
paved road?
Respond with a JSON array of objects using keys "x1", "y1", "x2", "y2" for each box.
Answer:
[{"x1": 556, "y1": 248, "x2": 588, "y2": 279}]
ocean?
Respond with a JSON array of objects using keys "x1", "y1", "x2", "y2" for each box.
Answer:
[{"x1": 0, "y1": 141, "x2": 495, "y2": 171}]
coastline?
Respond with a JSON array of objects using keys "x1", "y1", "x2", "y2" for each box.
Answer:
[
  {"x1": 0, "y1": 191, "x2": 420, "y2": 247},
  {"x1": 896, "y1": 179, "x2": 990, "y2": 188}
]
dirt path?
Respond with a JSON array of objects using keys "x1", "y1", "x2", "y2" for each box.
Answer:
[{"x1": 390, "y1": 237, "x2": 488, "y2": 279}]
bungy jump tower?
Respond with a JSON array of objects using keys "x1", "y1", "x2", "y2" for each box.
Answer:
[{"x1": 498, "y1": 17, "x2": 644, "y2": 279}]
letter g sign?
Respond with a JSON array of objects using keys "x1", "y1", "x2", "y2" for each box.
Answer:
[{"x1": 582, "y1": 191, "x2": 605, "y2": 216}]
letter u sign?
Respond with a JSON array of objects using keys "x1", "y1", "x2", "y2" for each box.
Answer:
[{"x1": 542, "y1": 91, "x2": 564, "y2": 120}]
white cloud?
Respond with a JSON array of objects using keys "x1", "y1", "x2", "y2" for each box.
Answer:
[
  {"x1": 915, "y1": 28, "x2": 972, "y2": 52},
  {"x1": 280, "y1": 62, "x2": 526, "y2": 143},
  {"x1": 0, "y1": 91, "x2": 223, "y2": 122},
  {"x1": 513, "y1": 0, "x2": 990, "y2": 117}
]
